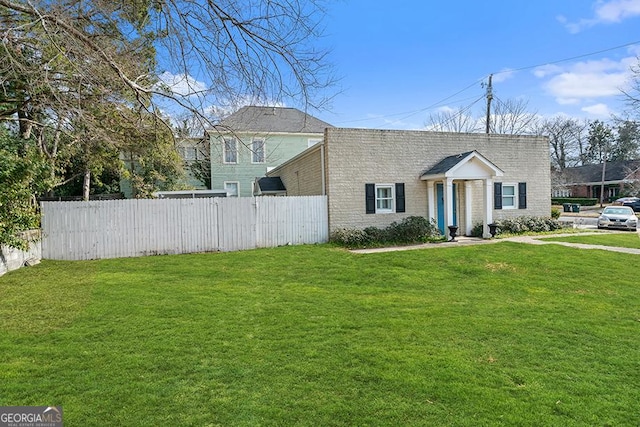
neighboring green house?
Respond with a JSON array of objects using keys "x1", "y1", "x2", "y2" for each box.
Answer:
[{"x1": 207, "y1": 106, "x2": 333, "y2": 197}]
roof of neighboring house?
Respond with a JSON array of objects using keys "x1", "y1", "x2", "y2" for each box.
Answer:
[
  {"x1": 214, "y1": 106, "x2": 333, "y2": 134},
  {"x1": 256, "y1": 177, "x2": 286, "y2": 194},
  {"x1": 559, "y1": 159, "x2": 640, "y2": 184}
]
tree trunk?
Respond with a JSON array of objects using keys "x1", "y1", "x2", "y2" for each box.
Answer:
[{"x1": 83, "y1": 169, "x2": 91, "y2": 201}]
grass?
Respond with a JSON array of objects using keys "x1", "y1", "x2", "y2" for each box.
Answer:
[
  {"x1": 540, "y1": 231, "x2": 640, "y2": 249},
  {"x1": 1, "y1": 243, "x2": 639, "y2": 426}
]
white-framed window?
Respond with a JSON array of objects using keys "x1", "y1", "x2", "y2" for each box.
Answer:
[
  {"x1": 376, "y1": 184, "x2": 395, "y2": 213},
  {"x1": 224, "y1": 181, "x2": 239, "y2": 197},
  {"x1": 502, "y1": 184, "x2": 517, "y2": 209},
  {"x1": 308, "y1": 138, "x2": 322, "y2": 147},
  {"x1": 252, "y1": 138, "x2": 265, "y2": 163},
  {"x1": 223, "y1": 138, "x2": 237, "y2": 164},
  {"x1": 552, "y1": 188, "x2": 571, "y2": 198},
  {"x1": 366, "y1": 183, "x2": 405, "y2": 214}
]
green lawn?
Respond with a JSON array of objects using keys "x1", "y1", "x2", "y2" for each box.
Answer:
[
  {"x1": 1, "y1": 243, "x2": 639, "y2": 426},
  {"x1": 541, "y1": 232, "x2": 640, "y2": 249}
]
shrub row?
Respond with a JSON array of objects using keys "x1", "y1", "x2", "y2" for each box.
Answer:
[
  {"x1": 494, "y1": 216, "x2": 562, "y2": 234},
  {"x1": 330, "y1": 216, "x2": 442, "y2": 248},
  {"x1": 551, "y1": 197, "x2": 598, "y2": 206},
  {"x1": 333, "y1": 215, "x2": 563, "y2": 248}
]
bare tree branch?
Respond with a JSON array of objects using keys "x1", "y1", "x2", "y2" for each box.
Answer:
[{"x1": 1, "y1": 0, "x2": 334, "y2": 197}]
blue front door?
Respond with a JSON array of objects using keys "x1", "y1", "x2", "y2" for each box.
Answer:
[{"x1": 436, "y1": 183, "x2": 457, "y2": 234}]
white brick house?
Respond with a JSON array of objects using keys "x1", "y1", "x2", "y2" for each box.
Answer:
[{"x1": 266, "y1": 128, "x2": 550, "y2": 238}]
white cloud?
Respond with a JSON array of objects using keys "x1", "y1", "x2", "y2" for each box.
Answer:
[
  {"x1": 534, "y1": 55, "x2": 634, "y2": 104},
  {"x1": 581, "y1": 103, "x2": 614, "y2": 116},
  {"x1": 436, "y1": 106, "x2": 455, "y2": 113},
  {"x1": 547, "y1": 71, "x2": 628, "y2": 102},
  {"x1": 595, "y1": 0, "x2": 640, "y2": 22},
  {"x1": 560, "y1": 0, "x2": 640, "y2": 33},
  {"x1": 492, "y1": 69, "x2": 516, "y2": 83},
  {"x1": 157, "y1": 71, "x2": 207, "y2": 97},
  {"x1": 533, "y1": 64, "x2": 563, "y2": 78}
]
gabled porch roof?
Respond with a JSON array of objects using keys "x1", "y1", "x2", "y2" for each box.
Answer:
[{"x1": 420, "y1": 150, "x2": 504, "y2": 181}]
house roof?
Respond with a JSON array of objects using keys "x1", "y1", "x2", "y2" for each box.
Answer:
[
  {"x1": 256, "y1": 177, "x2": 286, "y2": 194},
  {"x1": 560, "y1": 159, "x2": 640, "y2": 184},
  {"x1": 214, "y1": 106, "x2": 333, "y2": 134},
  {"x1": 420, "y1": 151, "x2": 503, "y2": 180}
]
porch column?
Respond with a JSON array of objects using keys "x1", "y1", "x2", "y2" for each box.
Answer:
[
  {"x1": 427, "y1": 181, "x2": 435, "y2": 222},
  {"x1": 444, "y1": 178, "x2": 454, "y2": 229},
  {"x1": 483, "y1": 178, "x2": 494, "y2": 238},
  {"x1": 465, "y1": 181, "x2": 473, "y2": 235}
]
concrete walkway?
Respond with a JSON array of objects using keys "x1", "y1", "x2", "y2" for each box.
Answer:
[
  {"x1": 351, "y1": 231, "x2": 640, "y2": 255},
  {"x1": 504, "y1": 232, "x2": 640, "y2": 255},
  {"x1": 353, "y1": 205, "x2": 640, "y2": 255}
]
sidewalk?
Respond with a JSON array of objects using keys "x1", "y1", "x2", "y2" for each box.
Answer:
[
  {"x1": 351, "y1": 231, "x2": 640, "y2": 255},
  {"x1": 503, "y1": 232, "x2": 640, "y2": 255}
]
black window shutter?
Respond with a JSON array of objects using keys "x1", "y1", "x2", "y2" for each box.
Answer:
[
  {"x1": 395, "y1": 183, "x2": 405, "y2": 213},
  {"x1": 365, "y1": 184, "x2": 375, "y2": 214},
  {"x1": 494, "y1": 182, "x2": 503, "y2": 210},
  {"x1": 518, "y1": 182, "x2": 527, "y2": 209}
]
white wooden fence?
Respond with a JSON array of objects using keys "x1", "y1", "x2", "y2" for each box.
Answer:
[{"x1": 41, "y1": 196, "x2": 328, "y2": 260}]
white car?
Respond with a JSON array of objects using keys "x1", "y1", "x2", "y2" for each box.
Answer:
[{"x1": 597, "y1": 206, "x2": 638, "y2": 231}]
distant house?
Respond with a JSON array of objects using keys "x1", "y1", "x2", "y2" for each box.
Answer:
[
  {"x1": 176, "y1": 137, "x2": 210, "y2": 189},
  {"x1": 206, "y1": 106, "x2": 333, "y2": 197},
  {"x1": 552, "y1": 159, "x2": 640, "y2": 201},
  {"x1": 264, "y1": 128, "x2": 550, "y2": 238},
  {"x1": 120, "y1": 136, "x2": 210, "y2": 198}
]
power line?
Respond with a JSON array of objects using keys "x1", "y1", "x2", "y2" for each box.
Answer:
[
  {"x1": 335, "y1": 39, "x2": 640, "y2": 127},
  {"x1": 492, "y1": 39, "x2": 640, "y2": 76},
  {"x1": 426, "y1": 94, "x2": 486, "y2": 131},
  {"x1": 333, "y1": 78, "x2": 485, "y2": 126}
]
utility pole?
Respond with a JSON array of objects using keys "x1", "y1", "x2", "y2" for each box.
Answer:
[
  {"x1": 599, "y1": 144, "x2": 608, "y2": 208},
  {"x1": 485, "y1": 74, "x2": 493, "y2": 134}
]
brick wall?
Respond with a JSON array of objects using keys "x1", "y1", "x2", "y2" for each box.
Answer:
[
  {"x1": 324, "y1": 128, "x2": 550, "y2": 232},
  {"x1": 267, "y1": 144, "x2": 324, "y2": 196},
  {"x1": 267, "y1": 128, "x2": 551, "y2": 234}
]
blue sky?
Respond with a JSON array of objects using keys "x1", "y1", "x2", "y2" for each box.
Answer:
[
  {"x1": 159, "y1": 0, "x2": 640, "y2": 131},
  {"x1": 311, "y1": 0, "x2": 640, "y2": 129}
]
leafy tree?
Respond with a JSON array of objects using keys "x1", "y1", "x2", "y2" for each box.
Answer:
[
  {"x1": 0, "y1": 129, "x2": 50, "y2": 249},
  {"x1": 1, "y1": 0, "x2": 333, "y2": 199},
  {"x1": 610, "y1": 120, "x2": 640, "y2": 161},
  {"x1": 0, "y1": 0, "x2": 333, "y2": 126},
  {"x1": 585, "y1": 120, "x2": 614, "y2": 164},
  {"x1": 117, "y1": 110, "x2": 185, "y2": 198},
  {"x1": 0, "y1": 0, "x2": 333, "y2": 246},
  {"x1": 188, "y1": 159, "x2": 212, "y2": 190},
  {"x1": 173, "y1": 113, "x2": 212, "y2": 189}
]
